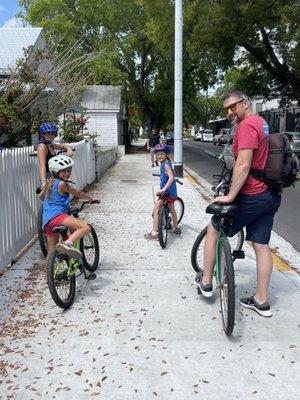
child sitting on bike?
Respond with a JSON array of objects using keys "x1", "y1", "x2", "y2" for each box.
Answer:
[
  {"x1": 144, "y1": 143, "x2": 181, "y2": 240},
  {"x1": 42, "y1": 154, "x2": 96, "y2": 259}
]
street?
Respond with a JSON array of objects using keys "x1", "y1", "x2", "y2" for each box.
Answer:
[{"x1": 181, "y1": 140, "x2": 300, "y2": 252}]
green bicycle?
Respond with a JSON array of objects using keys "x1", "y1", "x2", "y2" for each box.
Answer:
[
  {"x1": 202, "y1": 202, "x2": 244, "y2": 335},
  {"x1": 191, "y1": 153, "x2": 244, "y2": 336},
  {"x1": 47, "y1": 200, "x2": 100, "y2": 309}
]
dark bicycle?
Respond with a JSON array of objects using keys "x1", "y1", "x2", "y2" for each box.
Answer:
[
  {"x1": 47, "y1": 200, "x2": 100, "y2": 309},
  {"x1": 153, "y1": 173, "x2": 184, "y2": 248},
  {"x1": 30, "y1": 149, "x2": 75, "y2": 257}
]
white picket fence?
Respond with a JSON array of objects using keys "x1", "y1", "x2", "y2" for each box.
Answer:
[{"x1": 0, "y1": 139, "x2": 96, "y2": 270}]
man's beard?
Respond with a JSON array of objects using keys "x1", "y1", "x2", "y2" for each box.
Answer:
[{"x1": 230, "y1": 115, "x2": 239, "y2": 124}]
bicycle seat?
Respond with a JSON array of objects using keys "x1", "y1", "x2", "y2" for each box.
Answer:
[
  {"x1": 206, "y1": 202, "x2": 238, "y2": 216},
  {"x1": 52, "y1": 225, "x2": 68, "y2": 234}
]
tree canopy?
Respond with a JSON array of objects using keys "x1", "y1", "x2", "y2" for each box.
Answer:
[
  {"x1": 18, "y1": 0, "x2": 300, "y2": 131},
  {"x1": 186, "y1": 0, "x2": 300, "y2": 103}
]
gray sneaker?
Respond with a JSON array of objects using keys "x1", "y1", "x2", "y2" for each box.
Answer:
[
  {"x1": 239, "y1": 296, "x2": 272, "y2": 317},
  {"x1": 195, "y1": 272, "x2": 213, "y2": 297},
  {"x1": 56, "y1": 243, "x2": 83, "y2": 260}
]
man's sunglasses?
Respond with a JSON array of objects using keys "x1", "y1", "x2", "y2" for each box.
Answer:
[{"x1": 223, "y1": 99, "x2": 245, "y2": 114}]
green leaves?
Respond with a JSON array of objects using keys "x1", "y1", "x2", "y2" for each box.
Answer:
[
  {"x1": 18, "y1": 0, "x2": 300, "y2": 130},
  {"x1": 186, "y1": 0, "x2": 300, "y2": 102}
]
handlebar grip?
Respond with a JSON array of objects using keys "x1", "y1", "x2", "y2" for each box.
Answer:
[
  {"x1": 91, "y1": 200, "x2": 100, "y2": 204},
  {"x1": 152, "y1": 173, "x2": 160, "y2": 177},
  {"x1": 175, "y1": 179, "x2": 183, "y2": 185},
  {"x1": 36, "y1": 187, "x2": 42, "y2": 194}
]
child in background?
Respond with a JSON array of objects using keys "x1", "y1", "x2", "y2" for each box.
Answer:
[
  {"x1": 37, "y1": 121, "x2": 74, "y2": 191},
  {"x1": 42, "y1": 154, "x2": 97, "y2": 259},
  {"x1": 144, "y1": 143, "x2": 181, "y2": 240}
]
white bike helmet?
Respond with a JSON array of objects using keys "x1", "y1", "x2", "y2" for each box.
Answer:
[{"x1": 48, "y1": 154, "x2": 74, "y2": 174}]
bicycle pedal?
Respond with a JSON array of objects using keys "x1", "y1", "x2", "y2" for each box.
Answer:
[
  {"x1": 86, "y1": 272, "x2": 97, "y2": 280},
  {"x1": 232, "y1": 250, "x2": 245, "y2": 259}
]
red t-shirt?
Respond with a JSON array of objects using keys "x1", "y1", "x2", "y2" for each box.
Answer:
[{"x1": 232, "y1": 114, "x2": 269, "y2": 195}]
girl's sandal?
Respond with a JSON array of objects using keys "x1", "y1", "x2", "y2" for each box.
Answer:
[{"x1": 172, "y1": 227, "x2": 182, "y2": 236}]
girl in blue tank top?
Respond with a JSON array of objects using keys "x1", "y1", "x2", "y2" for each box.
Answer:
[
  {"x1": 144, "y1": 143, "x2": 182, "y2": 240},
  {"x1": 42, "y1": 155, "x2": 97, "y2": 260}
]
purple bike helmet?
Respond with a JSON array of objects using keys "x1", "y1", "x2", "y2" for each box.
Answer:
[
  {"x1": 39, "y1": 121, "x2": 58, "y2": 143},
  {"x1": 39, "y1": 121, "x2": 58, "y2": 134},
  {"x1": 154, "y1": 143, "x2": 170, "y2": 154}
]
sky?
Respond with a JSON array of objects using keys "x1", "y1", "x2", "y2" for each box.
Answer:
[{"x1": 0, "y1": 0, "x2": 24, "y2": 28}]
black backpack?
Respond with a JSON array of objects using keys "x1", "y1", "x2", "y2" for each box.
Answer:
[{"x1": 250, "y1": 133, "x2": 299, "y2": 190}]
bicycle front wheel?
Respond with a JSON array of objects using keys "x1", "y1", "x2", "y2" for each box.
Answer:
[
  {"x1": 191, "y1": 226, "x2": 244, "y2": 272},
  {"x1": 47, "y1": 250, "x2": 76, "y2": 309},
  {"x1": 174, "y1": 197, "x2": 185, "y2": 224},
  {"x1": 80, "y1": 225, "x2": 100, "y2": 272},
  {"x1": 218, "y1": 238, "x2": 235, "y2": 336},
  {"x1": 37, "y1": 202, "x2": 48, "y2": 257},
  {"x1": 158, "y1": 206, "x2": 168, "y2": 248}
]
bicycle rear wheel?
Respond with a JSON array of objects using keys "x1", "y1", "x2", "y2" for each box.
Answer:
[
  {"x1": 158, "y1": 206, "x2": 168, "y2": 248},
  {"x1": 174, "y1": 197, "x2": 185, "y2": 224},
  {"x1": 191, "y1": 226, "x2": 207, "y2": 273},
  {"x1": 218, "y1": 238, "x2": 235, "y2": 336},
  {"x1": 191, "y1": 226, "x2": 244, "y2": 273},
  {"x1": 80, "y1": 225, "x2": 99, "y2": 272},
  {"x1": 37, "y1": 202, "x2": 48, "y2": 257},
  {"x1": 47, "y1": 250, "x2": 76, "y2": 309}
]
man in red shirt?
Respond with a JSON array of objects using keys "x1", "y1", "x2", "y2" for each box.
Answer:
[{"x1": 195, "y1": 90, "x2": 281, "y2": 317}]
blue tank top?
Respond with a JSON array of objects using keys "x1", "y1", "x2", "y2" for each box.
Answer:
[
  {"x1": 43, "y1": 179, "x2": 70, "y2": 226},
  {"x1": 160, "y1": 159, "x2": 177, "y2": 198}
]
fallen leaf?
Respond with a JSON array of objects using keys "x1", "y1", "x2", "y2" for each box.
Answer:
[{"x1": 74, "y1": 369, "x2": 83, "y2": 376}]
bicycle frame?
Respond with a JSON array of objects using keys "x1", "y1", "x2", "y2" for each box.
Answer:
[
  {"x1": 66, "y1": 239, "x2": 81, "y2": 277},
  {"x1": 214, "y1": 227, "x2": 226, "y2": 285}
]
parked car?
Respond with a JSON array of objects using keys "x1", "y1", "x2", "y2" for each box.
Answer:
[
  {"x1": 201, "y1": 129, "x2": 214, "y2": 142},
  {"x1": 283, "y1": 132, "x2": 300, "y2": 156},
  {"x1": 194, "y1": 131, "x2": 203, "y2": 141},
  {"x1": 165, "y1": 131, "x2": 174, "y2": 144},
  {"x1": 213, "y1": 128, "x2": 231, "y2": 145}
]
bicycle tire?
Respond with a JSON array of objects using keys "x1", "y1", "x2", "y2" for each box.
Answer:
[
  {"x1": 218, "y1": 238, "x2": 235, "y2": 336},
  {"x1": 37, "y1": 202, "x2": 48, "y2": 257},
  {"x1": 158, "y1": 206, "x2": 168, "y2": 248},
  {"x1": 191, "y1": 227, "x2": 244, "y2": 273},
  {"x1": 80, "y1": 225, "x2": 100, "y2": 272},
  {"x1": 174, "y1": 197, "x2": 185, "y2": 224},
  {"x1": 191, "y1": 226, "x2": 207, "y2": 273},
  {"x1": 47, "y1": 249, "x2": 76, "y2": 309}
]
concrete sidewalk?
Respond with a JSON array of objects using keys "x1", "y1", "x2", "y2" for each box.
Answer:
[{"x1": 0, "y1": 151, "x2": 299, "y2": 400}]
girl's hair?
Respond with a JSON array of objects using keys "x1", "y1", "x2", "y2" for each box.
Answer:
[
  {"x1": 46, "y1": 174, "x2": 70, "y2": 199},
  {"x1": 45, "y1": 176, "x2": 55, "y2": 199}
]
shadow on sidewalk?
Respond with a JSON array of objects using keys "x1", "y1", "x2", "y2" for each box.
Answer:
[{"x1": 126, "y1": 143, "x2": 148, "y2": 154}]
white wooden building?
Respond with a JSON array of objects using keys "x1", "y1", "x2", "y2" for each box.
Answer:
[
  {"x1": 0, "y1": 27, "x2": 46, "y2": 78},
  {"x1": 81, "y1": 85, "x2": 124, "y2": 148}
]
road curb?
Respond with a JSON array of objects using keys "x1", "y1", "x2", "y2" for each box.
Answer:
[{"x1": 183, "y1": 165, "x2": 214, "y2": 202}]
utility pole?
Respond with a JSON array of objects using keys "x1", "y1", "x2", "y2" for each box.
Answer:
[{"x1": 174, "y1": 0, "x2": 183, "y2": 177}]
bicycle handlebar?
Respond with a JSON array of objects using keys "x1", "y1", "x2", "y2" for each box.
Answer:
[
  {"x1": 29, "y1": 148, "x2": 76, "y2": 157},
  {"x1": 152, "y1": 173, "x2": 183, "y2": 185},
  {"x1": 70, "y1": 200, "x2": 100, "y2": 215}
]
